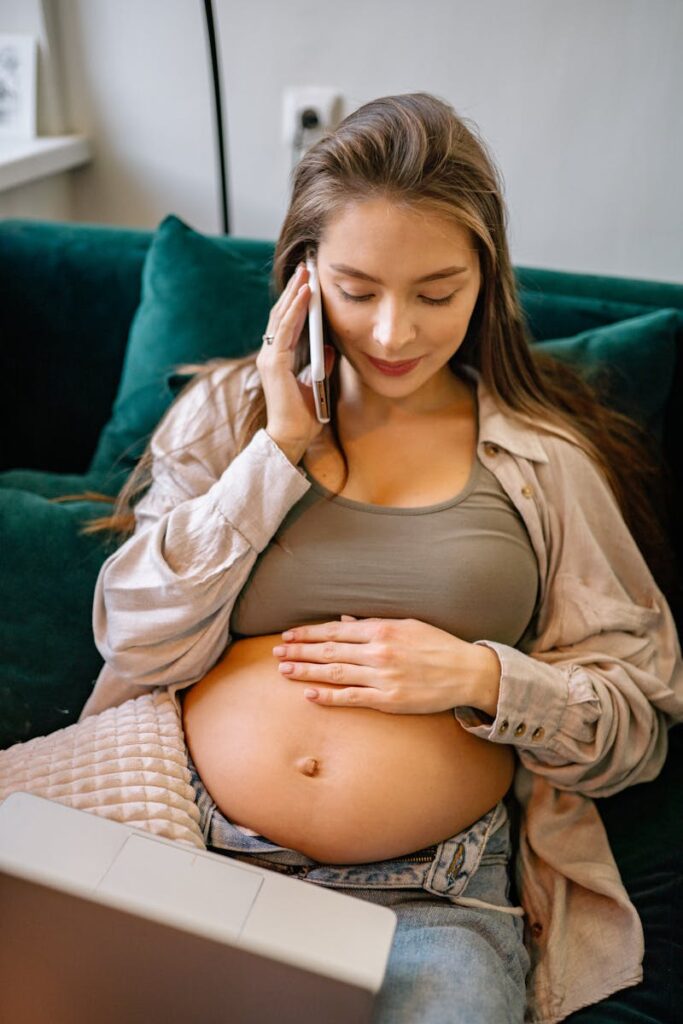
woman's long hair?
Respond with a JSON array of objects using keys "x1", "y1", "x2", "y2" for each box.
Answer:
[{"x1": 52, "y1": 92, "x2": 680, "y2": 610}]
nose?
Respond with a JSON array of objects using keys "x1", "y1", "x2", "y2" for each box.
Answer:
[{"x1": 371, "y1": 297, "x2": 417, "y2": 357}]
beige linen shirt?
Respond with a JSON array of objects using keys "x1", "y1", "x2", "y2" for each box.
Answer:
[{"x1": 79, "y1": 359, "x2": 683, "y2": 1024}]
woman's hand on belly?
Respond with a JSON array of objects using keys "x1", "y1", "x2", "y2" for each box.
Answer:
[{"x1": 271, "y1": 615, "x2": 499, "y2": 717}]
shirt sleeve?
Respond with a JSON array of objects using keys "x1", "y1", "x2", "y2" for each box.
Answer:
[
  {"x1": 91, "y1": 363, "x2": 312, "y2": 693},
  {"x1": 453, "y1": 441, "x2": 683, "y2": 799}
]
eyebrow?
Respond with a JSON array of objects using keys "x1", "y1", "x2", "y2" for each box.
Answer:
[{"x1": 329, "y1": 263, "x2": 469, "y2": 284}]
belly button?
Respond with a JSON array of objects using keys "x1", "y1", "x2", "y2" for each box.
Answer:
[{"x1": 296, "y1": 756, "x2": 320, "y2": 777}]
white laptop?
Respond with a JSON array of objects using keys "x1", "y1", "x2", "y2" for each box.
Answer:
[{"x1": 0, "y1": 791, "x2": 397, "y2": 1024}]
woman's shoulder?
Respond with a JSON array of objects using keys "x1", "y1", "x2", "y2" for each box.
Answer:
[
  {"x1": 485, "y1": 389, "x2": 616, "y2": 505},
  {"x1": 152, "y1": 357, "x2": 260, "y2": 456},
  {"x1": 200, "y1": 356, "x2": 261, "y2": 402},
  {"x1": 530, "y1": 427, "x2": 624, "y2": 530},
  {"x1": 466, "y1": 361, "x2": 592, "y2": 469}
]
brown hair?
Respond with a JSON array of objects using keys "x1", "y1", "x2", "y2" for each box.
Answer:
[{"x1": 52, "y1": 91, "x2": 679, "y2": 608}]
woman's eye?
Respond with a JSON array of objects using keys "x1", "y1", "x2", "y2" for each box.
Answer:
[{"x1": 336, "y1": 286, "x2": 456, "y2": 306}]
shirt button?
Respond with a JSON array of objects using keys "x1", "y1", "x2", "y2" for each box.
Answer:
[
  {"x1": 531, "y1": 922, "x2": 544, "y2": 939},
  {"x1": 497, "y1": 719, "x2": 509, "y2": 735},
  {"x1": 521, "y1": 484, "x2": 534, "y2": 498},
  {"x1": 532, "y1": 726, "x2": 545, "y2": 741},
  {"x1": 514, "y1": 722, "x2": 527, "y2": 737},
  {"x1": 484, "y1": 443, "x2": 499, "y2": 456}
]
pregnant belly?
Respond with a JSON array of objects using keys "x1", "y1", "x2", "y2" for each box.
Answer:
[{"x1": 181, "y1": 633, "x2": 515, "y2": 864}]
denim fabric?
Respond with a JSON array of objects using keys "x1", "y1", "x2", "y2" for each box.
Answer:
[{"x1": 187, "y1": 752, "x2": 530, "y2": 1023}]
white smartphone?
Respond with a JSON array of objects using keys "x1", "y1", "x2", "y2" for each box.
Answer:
[{"x1": 305, "y1": 252, "x2": 331, "y2": 423}]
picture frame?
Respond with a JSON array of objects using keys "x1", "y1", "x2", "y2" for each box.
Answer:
[{"x1": 0, "y1": 34, "x2": 37, "y2": 139}]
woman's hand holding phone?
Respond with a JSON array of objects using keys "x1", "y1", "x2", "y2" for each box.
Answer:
[{"x1": 257, "y1": 260, "x2": 335, "y2": 465}]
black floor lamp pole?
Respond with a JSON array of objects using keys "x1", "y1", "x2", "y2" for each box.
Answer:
[{"x1": 203, "y1": 0, "x2": 230, "y2": 234}]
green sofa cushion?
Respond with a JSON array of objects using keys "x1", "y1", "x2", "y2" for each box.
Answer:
[
  {"x1": 89, "y1": 214, "x2": 274, "y2": 480},
  {"x1": 0, "y1": 490, "x2": 118, "y2": 750},
  {"x1": 537, "y1": 309, "x2": 679, "y2": 442}
]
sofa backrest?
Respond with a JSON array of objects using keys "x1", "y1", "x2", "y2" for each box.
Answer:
[{"x1": 0, "y1": 219, "x2": 274, "y2": 477}]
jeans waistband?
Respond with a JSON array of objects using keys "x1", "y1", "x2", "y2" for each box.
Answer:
[{"x1": 186, "y1": 751, "x2": 524, "y2": 916}]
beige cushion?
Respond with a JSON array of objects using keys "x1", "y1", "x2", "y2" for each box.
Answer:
[{"x1": 0, "y1": 688, "x2": 205, "y2": 851}]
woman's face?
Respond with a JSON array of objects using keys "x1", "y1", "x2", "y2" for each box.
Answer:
[{"x1": 316, "y1": 198, "x2": 481, "y2": 418}]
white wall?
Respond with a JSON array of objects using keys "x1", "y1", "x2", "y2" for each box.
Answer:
[
  {"x1": 1, "y1": 0, "x2": 681, "y2": 282},
  {"x1": 56, "y1": 0, "x2": 219, "y2": 232},
  {"x1": 0, "y1": 0, "x2": 72, "y2": 219}
]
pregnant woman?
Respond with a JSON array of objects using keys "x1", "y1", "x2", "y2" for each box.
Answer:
[{"x1": 21, "y1": 93, "x2": 683, "y2": 1023}]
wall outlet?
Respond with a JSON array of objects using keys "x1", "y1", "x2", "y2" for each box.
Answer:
[{"x1": 282, "y1": 87, "x2": 344, "y2": 147}]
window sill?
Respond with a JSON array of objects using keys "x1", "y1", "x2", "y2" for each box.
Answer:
[{"x1": 0, "y1": 134, "x2": 92, "y2": 193}]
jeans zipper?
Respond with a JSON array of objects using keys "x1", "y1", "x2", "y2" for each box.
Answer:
[
  {"x1": 231, "y1": 849, "x2": 438, "y2": 873},
  {"x1": 397, "y1": 847, "x2": 438, "y2": 863}
]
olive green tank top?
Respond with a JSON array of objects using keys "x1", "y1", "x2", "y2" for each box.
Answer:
[{"x1": 231, "y1": 446, "x2": 539, "y2": 648}]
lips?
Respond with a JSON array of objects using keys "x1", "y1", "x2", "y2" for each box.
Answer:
[
  {"x1": 368, "y1": 356, "x2": 421, "y2": 368},
  {"x1": 374, "y1": 358, "x2": 417, "y2": 366},
  {"x1": 368, "y1": 354, "x2": 421, "y2": 374}
]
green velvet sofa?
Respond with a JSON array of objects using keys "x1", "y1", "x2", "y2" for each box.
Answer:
[{"x1": 0, "y1": 216, "x2": 681, "y2": 1022}]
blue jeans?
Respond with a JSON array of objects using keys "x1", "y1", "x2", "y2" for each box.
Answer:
[{"x1": 187, "y1": 752, "x2": 531, "y2": 1023}]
